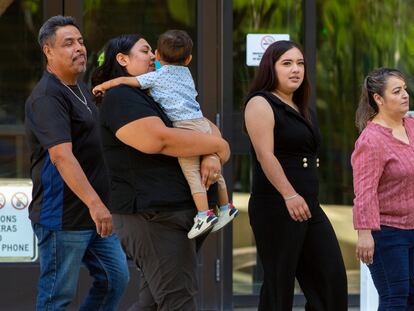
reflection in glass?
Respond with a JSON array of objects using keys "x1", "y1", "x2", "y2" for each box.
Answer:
[
  {"x1": 316, "y1": 0, "x2": 414, "y2": 205},
  {"x1": 316, "y1": 0, "x2": 414, "y2": 294},
  {"x1": 0, "y1": 0, "x2": 43, "y2": 178},
  {"x1": 82, "y1": 0, "x2": 197, "y2": 86}
]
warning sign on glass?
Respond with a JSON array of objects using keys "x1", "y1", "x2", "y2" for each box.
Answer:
[
  {"x1": 0, "y1": 180, "x2": 37, "y2": 262},
  {"x1": 246, "y1": 34, "x2": 290, "y2": 66}
]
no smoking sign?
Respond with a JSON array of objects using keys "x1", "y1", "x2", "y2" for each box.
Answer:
[
  {"x1": 11, "y1": 192, "x2": 28, "y2": 210},
  {"x1": 246, "y1": 34, "x2": 290, "y2": 66},
  {"x1": 0, "y1": 182, "x2": 37, "y2": 262},
  {"x1": 260, "y1": 35, "x2": 276, "y2": 50}
]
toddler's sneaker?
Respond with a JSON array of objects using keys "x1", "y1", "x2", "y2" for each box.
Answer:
[
  {"x1": 188, "y1": 210, "x2": 218, "y2": 239},
  {"x1": 212, "y1": 204, "x2": 239, "y2": 233}
]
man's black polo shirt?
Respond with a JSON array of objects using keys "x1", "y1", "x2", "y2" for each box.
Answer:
[{"x1": 25, "y1": 71, "x2": 109, "y2": 230}]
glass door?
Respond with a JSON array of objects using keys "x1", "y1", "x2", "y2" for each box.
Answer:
[
  {"x1": 231, "y1": 0, "x2": 303, "y2": 298},
  {"x1": 316, "y1": 0, "x2": 414, "y2": 297},
  {"x1": 81, "y1": 0, "x2": 197, "y2": 87},
  {"x1": 0, "y1": 0, "x2": 44, "y2": 178},
  {"x1": 0, "y1": 1, "x2": 47, "y2": 309}
]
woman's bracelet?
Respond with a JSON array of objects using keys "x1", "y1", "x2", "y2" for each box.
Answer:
[{"x1": 284, "y1": 193, "x2": 299, "y2": 201}]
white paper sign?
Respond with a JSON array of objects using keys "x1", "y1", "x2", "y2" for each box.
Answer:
[
  {"x1": 246, "y1": 34, "x2": 290, "y2": 66},
  {"x1": 0, "y1": 180, "x2": 37, "y2": 262},
  {"x1": 360, "y1": 262, "x2": 379, "y2": 310}
]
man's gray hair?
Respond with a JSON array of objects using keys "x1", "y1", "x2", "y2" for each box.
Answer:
[{"x1": 38, "y1": 15, "x2": 80, "y2": 48}]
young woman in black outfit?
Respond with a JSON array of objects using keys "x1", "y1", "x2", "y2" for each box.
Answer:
[{"x1": 244, "y1": 40, "x2": 348, "y2": 311}]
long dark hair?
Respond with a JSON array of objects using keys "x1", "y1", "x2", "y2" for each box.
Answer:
[
  {"x1": 355, "y1": 67, "x2": 405, "y2": 132},
  {"x1": 244, "y1": 40, "x2": 310, "y2": 120},
  {"x1": 91, "y1": 34, "x2": 143, "y2": 88}
]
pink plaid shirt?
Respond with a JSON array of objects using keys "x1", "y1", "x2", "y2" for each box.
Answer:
[{"x1": 352, "y1": 117, "x2": 414, "y2": 230}]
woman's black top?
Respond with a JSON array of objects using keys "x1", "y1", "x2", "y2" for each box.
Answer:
[
  {"x1": 99, "y1": 85, "x2": 217, "y2": 214},
  {"x1": 246, "y1": 91, "x2": 321, "y2": 201}
]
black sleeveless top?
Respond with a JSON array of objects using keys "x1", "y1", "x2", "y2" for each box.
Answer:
[{"x1": 246, "y1": 91, "x2": 321, "y2": 200}]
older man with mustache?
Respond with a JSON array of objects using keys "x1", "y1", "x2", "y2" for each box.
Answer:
[{"x1": 25, "y1": 15, "x2": 129, "y2": 310}]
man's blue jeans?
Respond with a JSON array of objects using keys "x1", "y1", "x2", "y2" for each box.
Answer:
[
  {"x1": 34, "y1": 224, "x2": 129, "y2": 311},
  {"x1": 369, "y1": 226, "x2": 414, "y2": 311}
]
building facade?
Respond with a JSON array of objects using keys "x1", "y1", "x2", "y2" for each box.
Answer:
[{"x1": 1, "y1": 0, "x2": 413, "y2": 309}]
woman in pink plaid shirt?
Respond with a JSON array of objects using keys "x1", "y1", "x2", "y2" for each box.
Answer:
[{"x1": 352, "y1": 67, "x2": 414, "y2": 310}]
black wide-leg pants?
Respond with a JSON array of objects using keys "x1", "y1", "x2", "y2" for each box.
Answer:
[{"x1": 249, "y1": 195, "x2": 348, "y2": 311}]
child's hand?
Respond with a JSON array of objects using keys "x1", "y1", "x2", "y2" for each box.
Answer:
[{"x1": 92, "y1": 84, "x2": 106, "y2": 97}]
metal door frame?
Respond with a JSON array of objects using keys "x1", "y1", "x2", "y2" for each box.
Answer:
[{"x1": 1, "y1": 1, "x2": 359, "y2": 309}]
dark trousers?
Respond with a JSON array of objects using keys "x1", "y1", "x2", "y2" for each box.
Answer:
[
  {"x1": 249, "y1": 195, "x2": 348, "y2": 311},
  {"x1": 113, "y1": 209, "x2": 199, "y2": 311},
  {"x1": 369, "y1": 226, "x2": 414, "y2": 311}
]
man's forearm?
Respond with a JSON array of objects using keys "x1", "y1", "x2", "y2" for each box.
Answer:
[
  {"x1": 55, "y1": 156, "x2": 103, "y2": 208},
  {"x1": 49, "y1": 145, "x2": 104, "y2": 209},
  {"x1": 49, "y1": 144, "x2": 112, "y2": 236}
]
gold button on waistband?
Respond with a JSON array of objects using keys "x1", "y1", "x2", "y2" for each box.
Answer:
[
  {"x1": 302, "y1": 157, "x2": 308, "y2": 162},
  {"x1": 316, "y1": 158, "x2": 320, "y2": 162},
  {"x1": 303, "y1": 163, "x2": 308, "y2": 168}
]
